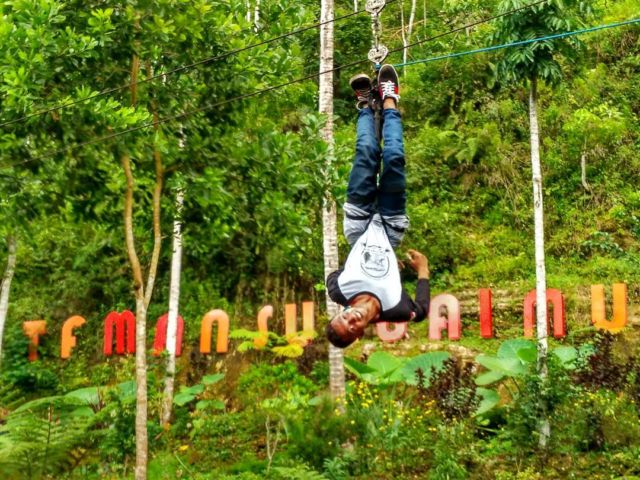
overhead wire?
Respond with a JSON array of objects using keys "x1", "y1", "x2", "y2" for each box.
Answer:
[
  {"x1": 394, "y1": 17, "x2": 640, "y2": 68},
  {"x1": 2, "y1": 0, "x2": 560, "y2": 167},
  {"x1": 0, "y1": 3, "x2": 383, "y2": 128}
]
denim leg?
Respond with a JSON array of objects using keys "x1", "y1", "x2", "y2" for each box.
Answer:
[
  {"x1": 378, "y1": 108, "x2": 406, "y2": 216},
  {"x1": 346, "y1": 108, "x2": 380, "y2": 212}
]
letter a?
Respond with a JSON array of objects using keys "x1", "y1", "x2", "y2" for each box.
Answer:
[{"x1": 429, "y1": 294, "x2": 461, "y2": 341}]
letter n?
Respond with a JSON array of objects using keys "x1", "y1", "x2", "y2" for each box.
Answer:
[
  {"x1": 153, "y1": 313, "x2": 184, "y2": 357},
  {"x1": 523, "y1": 289, "x2": 566, "y2": 338},
  {"x1": 103, "y1": 311, "x2": 136, "y2": 356},
  {"x1": 591, "y1": 283, "x2": 627, "y2": 332},
  {"x1": 200, "y1": 310, "x2": 230, "y2": 354}
]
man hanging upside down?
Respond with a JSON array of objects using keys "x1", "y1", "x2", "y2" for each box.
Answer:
[{"x1": 325, "y1": 64, "x2": 430, "y2": 349}]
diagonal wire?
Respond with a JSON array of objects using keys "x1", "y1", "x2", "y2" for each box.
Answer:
[
  {"x1": 0, "y1": 3, "x2": 381, "y2": 128},
  {"x1": 1, "y1": 0, "x2": 552, "y2": 167},
  {"x1": 394, "y1": 18, "x2": 640, "y2": 68}
]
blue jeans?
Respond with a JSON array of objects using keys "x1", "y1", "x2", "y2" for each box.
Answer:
[{"x1": 346, "y1": 108, "x2": 406, "y2": 216}]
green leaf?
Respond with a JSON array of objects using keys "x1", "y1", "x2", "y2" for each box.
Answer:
[
  {"x1": 174, "y1": 392, "x2": 196, "y2": 406},
  {"x1": 475, "y1": 370, "x2": 506, "y2": 386},
  {"x1": 476, "y1": 355, "x2": 528, "y2": 376},
  {"x1": 117, "y1": 381, "x2": 136, "y2": 401},
  {"x1": 65, "y1": 386, "x2": 101, "y2": 406},
  {"x1": 344, "y1": 357, "x2": 377, "y2": 378},
  {"x1": 475, "y1": 388, "x2": 500, "y2": 416},
  {"x1": 202, "y1": 373, "x2": 224, "y2": 385},
  {"x1": 497, "y1": 339, "x2": 536, "y2": 361},
  {"x1": 400, "y1": 352, "x2": 450, "y2": 386},
  {"x1": 553, "y1": 346, "x2": 578, "y2": 368},
  {"x1": 367, "y1": 351, "x2": 406, "y2": 383}
]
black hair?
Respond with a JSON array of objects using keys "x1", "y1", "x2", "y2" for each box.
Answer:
[{"x1": 325, "y1": 321, "x2": 356, "y2": 349}]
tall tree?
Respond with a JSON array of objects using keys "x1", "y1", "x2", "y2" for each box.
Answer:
[
  {"x1": 161, "y1": 187, "x2": 184, "y2": 425},
  {"x1": 319, "y1": 0, "x2": 346, "y2": 400},
  {"x1": 0, "y1": 235, "x2": 17, "y2": 364},
  {"x1": 492, "y1": 0, "x2": 590, "y2": 447}
]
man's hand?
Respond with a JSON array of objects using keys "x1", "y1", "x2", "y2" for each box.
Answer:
[{"x1": 406, "y1": 249, "x2": 429, "y2": 279}]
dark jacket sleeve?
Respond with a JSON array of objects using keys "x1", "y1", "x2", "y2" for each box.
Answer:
[
  {"x1": 325, "y1": 269, "x2": 348, "y2": 306},
  {"x1": 411, "y1": 279, "x2": 430, "y2": 322}
]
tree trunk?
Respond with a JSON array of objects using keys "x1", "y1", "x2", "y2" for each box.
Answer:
[
  {"x1": 354, "y1": 0, "x2": 358, "y2": 12},
  {"x1": 529, "y1": 76, "x2": 550, "y2": 448},
  {"x1": 123, "y1": 55, "x2": 165, "y2": 480},
  {"x1": 0, "y1": 234, "x2": 17, "y2": 365},
  {"x1": 161, "y1": 189, "x2": 184, "y2": 425},
  {"x1": 580, "y1": 151, "x2": 591, "y2": 192},
  {"x1": 122, "y1": 151, "x2": 149, "y2": 480},
  {"x1": 319, "y1": 0, "x2": 345, "y2": 401},
  {"x1": 402, "y1": 0, "x2": 418, "y2": 71}
]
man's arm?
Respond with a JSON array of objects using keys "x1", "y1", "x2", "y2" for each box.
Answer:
[{"x1": 407, "y1": 249, "x2": 430, "y2": 322}]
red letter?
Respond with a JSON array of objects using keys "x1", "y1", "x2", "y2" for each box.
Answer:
[
  {"x1": 153, "y1": 313, "x2": 184, "y2": 357},
  {"x1": 200, "y1": 310, "x2": 230, "y2": 354},
  {"x1": 23, "y1": 320, "x2": 46, "y2": 362},
  {"x1": 429, "y1": 294, "x2": 461, "y2": 341},
  {"x1": 376, "y1": 322, "x2": 408, "y2": 343},
  {"x1": 61, "y1": 315, "x2": 86, "y2": 359},
  {"x1": 103, "y1": 311, "x2": 136, "y2": 356},
  {"x1": 479, "y1": 289, "x2": 493, "y2": 339},
  {"x1": 591, "y1": 283, "x2": 627, "y2": 332},
  {"x1": 523, "y1": 289, "x2": 566, "y2": 338}
]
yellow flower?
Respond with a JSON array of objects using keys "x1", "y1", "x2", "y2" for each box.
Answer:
[{"x1": 179, "y1": 445, "x2": 189, "y2": 451}]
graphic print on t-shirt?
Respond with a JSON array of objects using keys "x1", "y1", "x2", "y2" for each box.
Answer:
[
  {"x1": 360, "y1": 244, "x2": 391, "y2": 278},
  {"x1": 338, "y1": 214, "x2": 402, "y2": 312}
]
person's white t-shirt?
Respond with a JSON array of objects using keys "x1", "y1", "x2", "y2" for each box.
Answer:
[{"x1": 337, "y1": 214, "x2": 402, "y2": 310}]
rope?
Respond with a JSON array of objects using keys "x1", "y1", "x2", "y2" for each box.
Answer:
[
  {"x1": 0, "y1": 4, "x2": 381, "y2": 128},
  {"x1": 0, "y1": 0, "x2": 554, "y2": 167},
  {"x1": 393, "y1": 18, "x2": 640, "y2": 68}
]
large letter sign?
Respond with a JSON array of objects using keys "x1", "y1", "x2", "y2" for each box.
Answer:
[
  {"x1": 23, "y1": 320, "x2": 47, "y2": 361},
  {"x1": 103, "y1": 311, "x2": 136, "y2": 356},
  {"x1": 61, "y1": 315, "x2": 86, "y2": 359},
  {"x1": 523, "y1": 289, "x2": 566, "y2": 338},
  {"x1": 153, "y1": 313, "x2": 184, "y2": 357},
  {"x1": 479, "y1": 289, "x2": 494, "y2": 338},
  {"x1": 591, "y1": 283, "x2": 627, "y2": 332},
  {"x1": 254, "y1": 306, "x2": 273, "y2": 349},
  {"x1": 285, "y1": 302, "x2": 315, "y2": 336},
  {"x1": 200, "y1": 310, "x2": 230, "y2": 354},
  {"x1": 429, "y1": 294, "x2": 461, "y2": 340},
  {"x1": 376, "y1": 321, "x2": 408, "y2": 343}
]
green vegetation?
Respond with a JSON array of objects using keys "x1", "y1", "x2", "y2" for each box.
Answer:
[{"x1": 1, "y1": 0, "x2": 639, "y2": 478}]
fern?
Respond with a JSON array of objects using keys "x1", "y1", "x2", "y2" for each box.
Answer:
[{"x1": 0, "y1": 394, "x2": 96, "y2": 479}]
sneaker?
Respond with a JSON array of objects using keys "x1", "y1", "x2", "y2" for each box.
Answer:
[
  {"x1": 349, "y1": 73, "x2": 372, "y2": 110},
  {"x1": 377, "y1": 64, "x2": 400, "y2": 104}
]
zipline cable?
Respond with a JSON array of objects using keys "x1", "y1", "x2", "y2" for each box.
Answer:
[
  {"x1": 394, "y1": 17, "x2": 640, "y2": 68},
  {"x1": 0, "y1": 4, "x2": 384, "y2": 129},
  {"x1": 1, "y1": 0, "x2": 560, "y2": 167}
]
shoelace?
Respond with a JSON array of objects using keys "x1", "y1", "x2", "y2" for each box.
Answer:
[
  {"x1": 379, "y1": 80, "x2": 400, "y2": 100},
  {"x1": 354, "y1": 88, "x2": 370, "y2": 100}
]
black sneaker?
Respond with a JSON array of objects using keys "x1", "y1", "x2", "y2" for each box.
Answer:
[
  {"x1": 377, "y1": 65, "x2": 400, "y2": 104},
  {"x1": 349, "y1": 73, "x2": 372, "y2": 110}
]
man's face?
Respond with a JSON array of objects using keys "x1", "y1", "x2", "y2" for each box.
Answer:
[{"x1": 330, "y1": 306, "x2": 369, "y2": 343}]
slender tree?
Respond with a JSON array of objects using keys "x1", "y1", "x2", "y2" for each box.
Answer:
[
  {"x1": 0, "y1": 235, "x2": 17, "y2": 364},
  {"x1": 121, "y1": 56, "x2": 165, "y2": 479},
  {"x1": 161, "y1": 188, "x2": 184, "y2": 425},
  {"x1": 319, "y1": 0, "x2": 346, "y2": 400},
  {"x1": 492, "y1": 0, "x2": 590, "y2": 447}
]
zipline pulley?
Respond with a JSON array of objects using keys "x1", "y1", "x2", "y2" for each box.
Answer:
[{"x1": 366, "y1": 0, "x2": 388, "y2": 67}]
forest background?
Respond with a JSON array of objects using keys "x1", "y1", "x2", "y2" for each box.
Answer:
[{"x1": 0, "y1": 0, "x2": 639, "y2": 479}]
